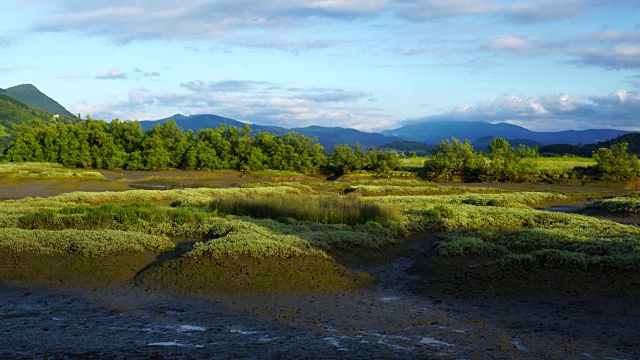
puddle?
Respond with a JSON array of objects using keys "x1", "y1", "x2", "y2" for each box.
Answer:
[
  {"x1": 512, "y1": 337, "x2": 529, "y2": 352},
  {"x1": 323, "y1": 337, "x2": 349, "y2": 351},
  {"x1": 178, "y1": 325, "x2": 206, "y2": 332},
  {"x1": 420, "y1": 337, "x2": 454, "y2": 347}
]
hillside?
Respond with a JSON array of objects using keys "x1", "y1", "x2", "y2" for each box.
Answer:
[
  {"x1": 540, "y1": 133, "x2": 640, "y2": 157},
  {"x1": 383, "y1": 121, "x2": 629, "y2": 146},
  {"x1": 472, "y1": 136, "x2": 541, "y2": 152},
  {"x1": 0, "y1": 94, "x2": 78, "y2": 151},
  {"x1": 0, "y1": 84, "x2": 74, "y2": 117},
  {"x1": 140, "y1": 114, "x2": 401, "y2": 150},
  {"x1": 380, "y1": 140, "x2": 435, "y2": 156}
]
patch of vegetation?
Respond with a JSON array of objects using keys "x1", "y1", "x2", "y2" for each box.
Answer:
[
  {"x1": 584, "y1": 192, "x2": 640, "y2": 215},
  {"x1": 434, "y1": 212, "x2": 640, "y2": 270},
  {"x1": 0, "y1": 162, "x2": 105, "y2": 180},
  {"x1": 208, "y1": 193, "x2": 403, "y2": 225},
  {"x1": 0, "y1": 228, "x2": 174, "y2": 257}
]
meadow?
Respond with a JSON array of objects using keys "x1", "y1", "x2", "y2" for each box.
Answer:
[{"x1": 0, "y1": 162, "x2": 638, "y2": 293}]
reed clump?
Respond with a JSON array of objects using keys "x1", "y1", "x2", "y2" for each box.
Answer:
[{"x1": 208, "y1": 193, "x2": 403, "y2": 225}]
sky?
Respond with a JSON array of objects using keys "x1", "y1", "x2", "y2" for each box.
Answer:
[{"x1": 1, "y1": 0, "x2": 640, "y2": 132}]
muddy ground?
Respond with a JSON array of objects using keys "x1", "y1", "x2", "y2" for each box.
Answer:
[{"x1": 1, "y1": 236, "x2": 639, "y2": 359}]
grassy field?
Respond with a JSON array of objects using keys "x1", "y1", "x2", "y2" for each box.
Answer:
[
  {"x1": 533, "y1": 156, "x2": 595, "y2": 171},
  {"x1": 1, "y1": 163, "x2": 638, "y2": 292}
]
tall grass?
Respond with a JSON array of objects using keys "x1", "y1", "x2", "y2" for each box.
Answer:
[{"x1": 208, "y1": 193, "x2": 403, "y2": 225}]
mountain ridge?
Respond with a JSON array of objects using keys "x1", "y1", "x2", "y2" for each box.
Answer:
[
  {"x1": 382, "y1": 121, "x2": 630, "y2": 146},
  {"x1": 0, "y1": 84, "x2": 74, "y2": 117}
]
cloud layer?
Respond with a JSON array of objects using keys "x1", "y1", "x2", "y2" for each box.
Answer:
[
  {"x1": 77, "y1": 79, "x2": 391, "y2": 131},
  {"x1": 408, "y1": 90, "x2": 640, "y2": 131}
]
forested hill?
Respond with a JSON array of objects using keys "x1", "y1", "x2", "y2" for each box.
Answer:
[
  {"x1": 539, "y1": 133, "x2": 640, "y2": 157},
  {"x1": 0, "y1": 94, "x2": 78, "y2": 151},
  {"x1": 140, "y1": 114, "x2": 401, "y2": 149},
  {"x1": 0, "y1": 84, "x2": 74, "y2": 117}
]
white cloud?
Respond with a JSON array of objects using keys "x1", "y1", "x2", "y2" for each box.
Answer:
[
  {"x1": 479, "y1": 29, "x2": 640, "y2": 69},
  {"x1": 95, "y1": 68, "x2": 128, "y2": 80},
  {"x1": 410, "y1": 90, "x2": 640, "y2": 131},
  {"x1": 482, "y1": 36, "x2": 530, "y2": 51},
  {"x1": 70, "y1": 79, "x2": 388, "y2": 131}
]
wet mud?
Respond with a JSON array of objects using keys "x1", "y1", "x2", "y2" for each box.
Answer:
[{"x1": 1, "y1": 236, "x2": 639, "y2": 359}]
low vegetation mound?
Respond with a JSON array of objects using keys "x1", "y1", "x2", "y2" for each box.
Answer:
[
  {"x1": 0, "y1": 162, "x2": 105, "y2": 180},
  {"x1": 584, "y1": 192, "x2": 640, "y2": 216},
  {"x1": 0, "y1": 228, "x2": 174, "y2": 256},
  {"x1": 135, "y1": 256, "x2": 376, "y2": 294}
]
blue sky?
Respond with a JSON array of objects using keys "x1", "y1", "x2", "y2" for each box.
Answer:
[{"x1": 1, "y1": 0, "x2": 640, "y2": 132}]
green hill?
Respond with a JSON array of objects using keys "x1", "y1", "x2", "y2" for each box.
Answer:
[
  {"x1": 0, "y1": 94, "x2": 78, "y2": 152},
  {"x1": 539, "y1": 133, "x2": 640, "y2": 157},
  {"x1": 0, "y1": 84, "x2": 74, "y2": 117}
]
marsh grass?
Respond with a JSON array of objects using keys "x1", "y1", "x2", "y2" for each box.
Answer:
[
  {"x1": 0, "y1": 162, "x2": 105, "y2": 180},
  {"x1": 184, "y1": 216, "x2": 405, "y2": 259},
  {"x1": 24, "y1": 186, "x2": 306, "y2": 206},
  {"x1": 434, "y1": 210, "x2": 640, "y2": 269},
  {"x1": 0, "y1": 228, "x2": 174, "y2": 257},
  {"x1": 208, "y1": 193, "x2": 403, "y2": 225},
  {"x1": 18, "y1": 202, "x2": 208, "y2": 231},
  {"x1": 1, "y1": 178, "x2": 637, "y2": 270},
  {"x1": 585, "y1": 192, "x2": 640, "y2": 215}
]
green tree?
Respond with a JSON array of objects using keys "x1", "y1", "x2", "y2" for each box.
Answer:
[
  {"x1": 592, "y1": 142, "x2": 640, "y2": 180},
  {"x1": 423, "y1": 138, "x2": 486, "y2": 181},
  {"x1": 484, "y1": 138, "x2": 536, "y2": 182}
]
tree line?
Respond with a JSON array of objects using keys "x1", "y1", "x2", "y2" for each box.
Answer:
[
  {"x1": 2, "y1": 119, "x2": 400, "y2": 175},
  {"x1": 423, "y1": 137, "x2": 640, "y2": 182}
]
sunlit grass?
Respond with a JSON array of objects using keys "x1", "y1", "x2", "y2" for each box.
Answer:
[
  {"x1": 534, "y1": 156, "x2": 595, "y2": 171},
  {"x1": 0, "y1": 228, "x2": 174, "y2": 257},
  {"x1": 0, "y1": 162, "x2": 106, "y2": 180}
]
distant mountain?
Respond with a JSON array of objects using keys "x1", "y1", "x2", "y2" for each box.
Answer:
[
  {"x1": 139, "y1": 114, "x2": 401, "y2": 150},
  {"x1": 540, "y1": 133, "x2": 640, "y2": 157},
  {"x1": 0, "y1": 84, "x2": 74, "y2": 117},
  {"x1": 382, "y1": 121, "x2": 630, "y2": 146}
]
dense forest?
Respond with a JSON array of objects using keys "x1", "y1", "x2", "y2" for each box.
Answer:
[{"x1": 3, "y1": 118, "x2": 400, "y2": 175}]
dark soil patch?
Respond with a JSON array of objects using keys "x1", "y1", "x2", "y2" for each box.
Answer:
[
  {"x1": 409, "y1": 252, "x2": 640, "y2": 301},
  {"x1": 134, "y1": 256, "x2": 377, "y2": 294},
  {"x1": 0, "y1": 252, "x2": 157, "y2": 288}
]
